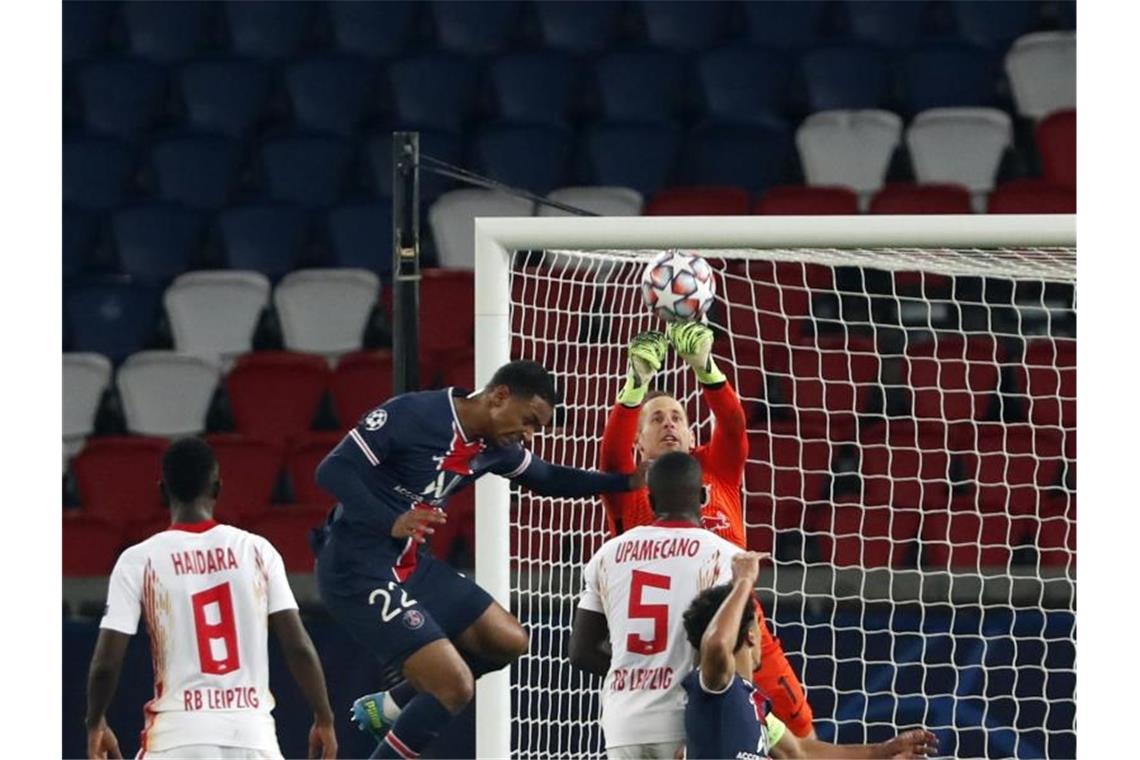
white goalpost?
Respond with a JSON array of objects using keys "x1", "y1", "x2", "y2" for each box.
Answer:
[{"x1": 473, "y1": 214, "x2": 1076, "y2": 760}]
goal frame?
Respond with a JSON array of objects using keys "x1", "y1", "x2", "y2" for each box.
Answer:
[{"x1": 472, "y1": 213, "x2": 1076, "y2": 759}]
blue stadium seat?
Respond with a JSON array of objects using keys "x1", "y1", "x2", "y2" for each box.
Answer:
[
  {"x1": 75, "y1": 58, "x2": 167, "y2": 139},
  {"x1": 844, "y1": 0, "x2": 927, "y2": 48},
  {"x1": 428, "y1": 0, "x2": 521, "y2": 55},
  {"x1": 901, "y1": 44, "x2": 999, "y2": 113},
  {"x1": 682, "y1": 121, "x2": 792, "y2": 192},
  {"x1": 151, "y1": 135, "x2": 241, "y2": 210},
  {"x1": 259, "y1": 136, "x2": 351, "y2": 207},
  {"x1": 111, "y1": 203, "x2": 204, "y2": 283},
  {"x1": 64, "y1": 279, "x2": 163, "y2": 363},
  {"x1": 329, "y1": 1, "x2": 417, "y2": 59},
  {"x1": 535, "y1": 0, "x2": 621, "y2": 54},
  {"x1": 1058, "y1": 1, "x2": 1076, "y2": 30},
  {"x1": 474, "y1": 125, "x2": 573, "y2": 196},
  {"x1": 594, "y1": 48, "x2": 686, "y2": 123},
  {"x1": 64, "y1": 136, "x2": 137, "y2": 210},
  {"x1": 742, "y1": 1, "x2": 827, "y2": 49},
  {"x1": 218, "y1": 203, "x2": 312, "y2": 280},
  {"x1": 326, "y1": 203, "x2": 394, "y2": 278},
  {"x1": 697, "y1": 46, "x2": 792, "y2": 124},
  {"x1": 63, "y1": 1, "x2": 115, "y2": 64},
  {"x1": 364, "y1": 129, "x2": 465, "y2": 200},
  {"x1": 177, "y1": 57, "x2": 272, "y2": 138},
  {"x1": 223, "y1": 0, "x2": 316, "y2": 60},
  {"x1": 949, "y1": 0, "x2": 1039, "y2": 49},
  {"x1": 801, "y1": 45, "x2": 892, "y2": 111},
  {"x1": 585, "y1": 123, "x2": 680, "y2": 197},
  {"x1": 63, "y1": 207, "x2": 100, "y2": 279},
  {"x1": 490, "y1": 51, "x2": 580, "y2": 127},
  {"x1": 389, "y1": 53, "x2": 480, "y2": 133},
  {"x1": 122, "y1": 1, "x2": 214, "y2": 63},
  {"x1": 636, "y1": 1, "x2": 729, "y2": 52},
  {"x1": 284, "y1": 55, "x2": 375, "y2": 137}
]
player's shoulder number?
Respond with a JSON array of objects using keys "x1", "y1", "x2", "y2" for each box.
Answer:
[{"x1": 364, "y1": 408, "x2": 388, "y2": 431}]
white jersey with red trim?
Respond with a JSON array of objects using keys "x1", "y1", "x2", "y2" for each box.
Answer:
[
  {"x1": 577, "y1": 522, "x2": 741, "y2": 748},
  {"x1": 100, "y1": 521, "x2": 297, "y2": 755}
]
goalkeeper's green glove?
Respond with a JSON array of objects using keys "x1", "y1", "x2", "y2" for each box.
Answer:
[
  {"x1": 618, "y1": 330, "x2": 669, "y2": 406},
  {"x1": 667, "y1": 321, "x2": 726, "y2": 385}
]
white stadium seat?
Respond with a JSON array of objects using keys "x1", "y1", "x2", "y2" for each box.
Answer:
[
  {"x1": 796, "y1": 109, "x2": 902, "y2": 210},
  {"x1": 907, "y1": 108, "x2": 1012, "y2": 212},
  {"x1": 117, "y1": 351, "x2": 221, "y2": 437},
  {"x1": 63, "y1": 352, "x2": 113, "y2": 464},
  {"x1": 164, "y1": 270, "x2": 271, "y2": 366},
  {"x1": 1005, "y1": 31, "x2": 1076, "y2": 121},
  {"x1": 537, "y1": 186, "x2": 644, "y2": 217},
  {"x1": 428, "y1": 189, "x2": 534, "y2": 269},
  {"x1": 274, "y1": 268, "x2": 380, "y2": 359}
]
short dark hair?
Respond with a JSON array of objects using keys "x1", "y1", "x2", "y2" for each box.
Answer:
[
  {"x1": 487, "y1": 360, "x2": 560, "y2": 406},
  {"x1": 682, "y1": 582, "x2": 756, "y2": 653},
  {"x1": 647, "y1": 451, "x2": 703, "y2": 518},
  {"x1": 162, "y1": 437, "x2": 218, "y2": 504}
]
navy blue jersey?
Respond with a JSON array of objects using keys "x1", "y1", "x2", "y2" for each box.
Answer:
[{"x1": 682, "y1": 668, "x2": 785, "y2": 760}]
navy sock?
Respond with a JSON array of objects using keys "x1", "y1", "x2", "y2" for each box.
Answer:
[
  {"x1": 387, "y1": 653, "x2": 506, "y2": 710},
  {"x1": 389, "y1": 680, "x2": 417, "y2": 709},
  {"x1": 370, "y1": 693, "x2": 453, "y2": 759}
]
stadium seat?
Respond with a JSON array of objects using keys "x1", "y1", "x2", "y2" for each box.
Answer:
[
  {"x1": 438, "y1": 347, "x2": 476, "y2": 391},
  {"x1": 123, "y1": 1, "x2": 213, "y2": 62},
  {"x1": 921, "y1": 509, "x2": 1028, "y2": 569},
  {"x1": 259, "y1": 136, "x2": 351, "y2": 208},
  {"x1": 1036, "y1": 109, "x2": 1076, "y2": 188},
  {"x1": 681, "y1": 121, "x2": 793, "y2": 193},
  {"x1": 815, "y1": 504, "x2": 921, "y2": 568},
  {"x1": 754, "y1": 185, "x2": 859, "y2": 215},
  {"x1": 868, "y1": 183, "x2": 972, "y2": 214},
  {"x1": 63, "y1": 206, "x2": 100, "y2": 278},
  {"x1": 746, "y1": 422, "x2": 833, "y2": 524},
  {"x1": 177, "y1": 57, "x2": 272, "y2": 138},
  {"x1": 274, "y1": 269, "x2": 380, "y2": 359},
  {"x1": 64, "y1": 279, "x2": 162, "y2": 363},
  {"x1": 636, "y1": 0, "x2": 729, "y2": 51},
  {"x1": 1005, "y1": 32, "x2": 1076, "y2": 121},
  {"x1": 427, "y1": 190, "x2": 534, "y2": 269},
  {"x1": 473, "y1": 124, "x2": 573, "y2": 196},
  {"x1": 490, "y1": 51, "x2": 579, "y2": 128},
  {"x1": 904, "y1": 335, "x2": 1003, "y2": 426},
  {"x1": 987, "y1": 180, "x2": 1076, "y2": 214},
  {"x1": 957, "y1": 425, "x2": 1063, "y2": 516},
  {"x1": 846, "y1": 0, "x2": 928, "y2": 48},
  {"x1": 418, "y1": 268, "x2": 475, "y2": 370},
  {"x1": 594, "y1": 48, "x2": 686, "y2": 123},
  {"x1": 535, "y1": 0, "x2": 621, "y2": 54},
  {"x1": 164, "y1": 270, "x2": 271, "y2": 364},
  {"x1": 286, "y1": 432, "x2": 343, "y2": 507},
  {"x1": 75, "y1": 57, "x2": 167, "y2": 139},
  {"x1": 223, "y1": 0, "x2": 315, "y2": 60},
  {"x1": 203, "y1": 434, "x2": 284, "y2": 524},
  {"x1": 697, "y1": 46, "x2": 792, "y2": 124},
  {"x1": 245, "y1": 507, "x2": 330, "y2": 572},
  {"x1": 800, "y1": 45, "x2": 892, "y2": 112},
  {"x1": 949, "y1": 0, "x2": 1038, "y2": 49},
  {"x1": 62, "y1": 514, "x2": 124, "y2": 577},
  {"x1": 151, "y1": 135, "x2": 241, "y2": 210},
  {"x1": 1035, "y1": 516, "x2": 1075, "y2": 568},
  {"x1": 718, "y1": 260, "x2": 818, "y2": 372},
  {"x1": 906, "y1": 108, "x2": 1013, "y2": 210},
  {"x1": 584, "y1": 123, "x2": 681, "y2": 197},
  {"x1": 331, "y1": 350, "x2": 394, "y2": 427},
  {"x1": 328, "y1": 1, "x2": 416, "y2": 59},
  {"x1": 742, "y1": 1, "x2": 826, "y2": 49},
  {"x1": 389, "y1": 52, "x2": 480, "y2": 133},
  {"x1": 63, "y1": 353, "x2": 113, "y2": 462},
  {"x1": 226, "y1": 352, "x2": 331, "y2": 444},
  {"x1": 284, "y1": 55, "x2": 375, "y2": 137},
  {"x1": 117, "y1": 351, "x2": 221, "y2": 437},
  {"x1": 900, "y1": 44, "x2": 999, "y2": 113},
  {"x1": 858, "y1": 420, "x2": 951, "y2": 510},
  {"x1": 364, "y1": 129, "x2": 465, "y2": 200},
  {"x1": 63, "y1": 136, "x2": 137, "y2": 210},
  {"x1": 645, "y1": 187, "x2": 750, "y2": 216},
  {"x1": 781, "y1": 335, "x2": 880, "y2": 441},
  {"x1": 429, "y1": 0, "x2": 521, "y2": 55},
  {"x1": 218, "y1": 203, "x2": 312, "y2": 281},
  {"x1": 796, "y1": 110, "x2": 901, "y2": 204},
  {"x1": 326, "y1": 202, "x2": 393, "y2": 277},
  {"x1": 110, "y1": 203, "x2": 204, "y2": 283},
  {"x1": 63, "y1": 0, "x2": 115, "y2": 63},
  {"x1": 537, "y1": 186, "x2": 644, "y2": 217},
  {"x1": 1014, "y1": 338, "x2": 1076, "y2": 431},
  {"x1": 73, "y1": 436, "x2": 168, "y2": 528}
]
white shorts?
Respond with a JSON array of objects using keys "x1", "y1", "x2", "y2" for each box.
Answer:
[
  {"x1": 607, "y1": 740, "x2": 684, "y2": 759},
  {"x1": 138, "y1": 746, "x2": 284, "y2": 759}
]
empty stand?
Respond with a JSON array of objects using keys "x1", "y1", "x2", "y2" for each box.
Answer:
[
  {"x1": 537, "y1": 186, "x2": 644, "y2": 218},
  {"x1": 117, "y1": 351, "x2": 221, "y2": 437},
  {"x1": 845, "y1": 0, "x2": 925, "y2": 48},
  {"x1": 328, "y1": 1, "x2": 416, "y2": 59},
  {"x1": 226, "y1": 352, "x2": 331, "y2": 444},
  {"x1": 63, "y1": 353, "x2": 113, "y2": 462},
  {"x1": 646, "y1": 187, "x2": 750, "y2": 216},
  {"x1": 988, "y1": 179, "x2": 1076, "y2": 214},
  {"x1": 858, "y1": 420, "x2": 952, "y2": 510},
  {"x1": 218, "y1": 203, "x2": 311, "y2": 280},
  {"x1": 754, "y1": 185, "x2": 859, "y2": 215},
  {"x1": 64, "y1": 279, "x2": 162, "y2": 363},
  {"x1": 204, "y1": 433, "x2": 285, "y2": 524},
  {"x1": 815, "y1": 505, "x2": 921, "y2": 568},
  {"x1": 746, "y1": 422, "x2": 833, "y2": 531},
  {"x1": 63, "y1": 1, "x2": 115, "y2": 63},
  {"x1": 742, "y1": 1, "x2": 826, "y2": 49},
  {"x1": 869, "y1": 183, "x2": 973, "y2": 214},
  {"x1": 428, "y1": 190, "x2": 533, "y2": 269},
  {"x1": 900, "y1": 43, "x2": 999, "y2": 113},
  {"x1": 331, "y1": 350, "x2": 395, "y2": 426},
  {"x1": 275, "y1": 269, "x2": 380, "y2": 359},
  {"x1": 286, "y1": 432, "x2": 344, "y2": 507},
  {"x1": 122, "y1": 1, "x2": 213, "y2": 63},
  {"x1": 1036, "y1": 109, "x2": 1076, "y2": 188},
  {"x1": 111, "y1": 202, "x2": 204, "y2": 282},
  {"x1": 284, "y1": 55, "x2": 375, "y2": 137},
  {"x1": 75, "y1": 57, "x2": 167, "y2": 139},
  {"x1": 637, "y1": 0, "x2": 729, "y2": 52},
  {"x1": 956, "y1": 425, "x2": 1063, "y2": 516},
  {"x1": 223, "y1": 0, "x2": 315, "y2": 61},
  {"x1": 419, "y1": 268, "x2": 475, "y2": 377},
  {"x1": 73, "y1": 436, "x2": 168, "y2": 528},
  {"x1": 697, "y1": 46, "x2": 792, "y2": 124},
  {"x1": 473, "y1": 124, "x2": 573, "y2": 196},
  {"x1": 64, "y1": 136, "x2": 136, "y2": 210},
  {"x1": 165, "y1": 270, "x2": 271, "y2": 363},
  {"x1": 535, "y1": 0, "x2": 621, "y2": 54},
  {"x1": 260, "y1": 136, "x2": 351, "y2": 207},
  {"x1": 63, "y1": 206, "x2": 100, "y2": 278},
  {"x1": 950, "y1": 0, "x2": 1038, "y2": 50},
  {"x1": 429, "y1": 0, "x2": 521, "y2": 55},
  {"x1": 246, "y1": 507, "x2": 330, "y2": 572},
  {"x1": 490, "y1": 51, "x2": 580, "y2": 127},
  {"x1": 1005, "y1": 32, "x2": 1077, "y2": 120},
  {"x1": 151, "y1": 135, "x2": 240, "y2": 210},
  {"x1": 364, "y1": 129, "x2": 464, "y2": 200},
  {"x1": 177, "y1": 57, "x2": 272, "y2": 138},
  {"x1": 904, "y1": 335, "x2": 1004, "y2": 427},
  {"x1": 62, "y1": 514, "x2": 124, "y2": 576},
  {"x1": 326, "y1": 202, "x2": 394, "y2": 276},
  {"x1": 921, "y1": 509, "x2": 1030, "y2": 569},
  {"x1": 682, "y1": 121, "x2": 793, "y2": 192},
  {"x1": 778, "y1": 335, "x2": 881, "y2": 441},
  {"x1": 594, "y1": 48, "x2": 686, "y2": 123},
  {"x1": 1015, "y1": 338, "x2": 1076, "y2": 431},
  {"x1": 389, "y1": 53, "x2": 480, "y2": 133},
  {"x1": 584, "y1": 123, "x2": 681, "y2": 197},
  {"x1": 796, "y1": 110, "x2": 902, "y2": 205},
  {"x1": 906, "y1": 108, "x2": 1012, "y2": 210},
  {"x1": 800, "y1": 45, "x2": 892, "y2": 111}
]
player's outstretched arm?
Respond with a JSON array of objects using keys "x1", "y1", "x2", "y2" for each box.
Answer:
[
  {"x1": 85, "y1": 629, "x2": 130, "y2": 759},
  {"x1": 512, "y1": 455, "x2": 649, "y2": 497},
  {"x1": 270, "y1": 610, "x2": 338, "y2": 759},
  {"x1": 568, "y1": 608, "x2": 611, "y2": 678},
  {"x1": 772, "y1": 728, "x2": 940, "y2": 759},
  {"x1": 698, "y1": 552, "x2": 766, "y2": 692}
]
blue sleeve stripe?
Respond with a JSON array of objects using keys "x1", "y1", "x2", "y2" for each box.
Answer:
[{"x1": 349, "y1": 428, "x2": 380, "y2": 466}]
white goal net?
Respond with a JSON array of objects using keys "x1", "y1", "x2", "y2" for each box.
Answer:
[{"x1": 500, "y1": 237, "x2": 1075, "y2": 760}]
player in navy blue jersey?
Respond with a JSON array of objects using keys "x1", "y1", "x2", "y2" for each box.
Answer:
[
  {"x1": 311, "y1": 360, "x2": 645, "y2": 759},
  {"x1": 681, "y1": 553, "x2": 940, "y2": 760}
]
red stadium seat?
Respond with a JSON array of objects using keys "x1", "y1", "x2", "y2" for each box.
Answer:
[
  {"x1": 226, "y1": 352, "x2": 331, "y2": 444},
  {"x1": 645, "y1": 186, "x2": 751, "y2": 216},
  {"x1": 922, "y1": 509, "x2": 1033, "y2": 569},
  {"x1": 1014, "y1": 338, "x2": 1075, "y2": 431},
  {"x1": 73, "y1": 436, "x2": 168, "y2": 529},
  {"x1": 1035, "y1": 516, "x2": 1075, "y2": 568},
  {"x1": 721, "y1": 261, "x2": 815, "y2": 372},
  {"x1": 746, "y1": 422, "x2": 832, "y2": 519},
  {"x1": 204, "y1": 434, "x2": 284, "y2": 524},
  {"x1": 245, "y1": 506, "x2": 328, "y2": 572},
  {"x1": 753, "y1": 185, "x2": 859, "y2": 215},
  {"x1": 331, "y1": 350, "x2": 394, "y2": 427},
  {"x1": 781, "y1": 335, "x2": 880, "y2": 440},
  {"x1": 815, "y1": 505, "x2": 920, "y2": 568},
  {"x1": 869, "y1": 183, "x2": 972, "y2": 214},
  {"x1": 859, "y1": 421, "x2": 951, "y2": 510},
  {"x1": 987, "y1": 179, "x2": 1075, "y2": 213},
  {"x1": 420, "y1": 268, "x2": 474, "y2": 375},
  {"x1": 62, "y1": 513, "x2": 125, "y2": 576},
  {"x1": 956, "y1": 425, "x2": 1063, "y2": 516},
  {"x1": 904, "y1": 335, "x2": 1003, "y2": 427},
  {"x1": 1035, "y1": 109, "x2": 1075, "y2": 188},
  {"x1": 287, "y1": 431, "x2": 344, "y2": 507}
]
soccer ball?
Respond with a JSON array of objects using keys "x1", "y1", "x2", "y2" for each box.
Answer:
[{"x1": 640, "y1": 251, "x2": 716, "y2": 323}]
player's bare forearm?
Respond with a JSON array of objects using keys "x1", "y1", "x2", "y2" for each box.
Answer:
[
  {"x1": 270, "y1": 610, "x2": 336, "y2": 726},
  {"x1": 778, "y1": 731, "x2": 938, "y2": 760},
  {"x1": 698, "y1": 576, "x2": 756, "y2": 690},
  {"x1": 568, "y1": 609, "x2": 611, "y2": 678},
  {"x1": 85, "y1": 630, "x2": 130, "y2": 729}
]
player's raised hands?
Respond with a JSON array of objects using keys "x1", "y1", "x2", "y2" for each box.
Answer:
[
  {"x1": 391, "y1": 507, "x2": 447, "y2": 543},
  {"x1": 666, "y1": 322, "x2": 726, "y2": 385},
  {"x1": 618, "y1": 331, "x2": 669, "y2": 406},
  {"x1": 308, "y1": 718, "x2": 338, "y2": 759},
  {"x1": 730, "y1": 551, "x2": 769, "y2": 586},
  {"x1": 86, "y1": 719, "x2": 122, "y2": 759},
  {"x1": 878, "y1": 728, "x2": 939, "y2": 758}
]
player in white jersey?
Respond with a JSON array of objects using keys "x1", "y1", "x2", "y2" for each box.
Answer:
[
  {"x1": 569, "y1": 451, "x2": 750, "y2": 759},
  {"x1": 85, "y1": 438, "x2": 337, "y2": 760}
]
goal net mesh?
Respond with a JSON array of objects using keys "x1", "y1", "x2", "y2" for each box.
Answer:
[{"x1": 506, "y1": 246, "x2": 1076, "y2": 760}]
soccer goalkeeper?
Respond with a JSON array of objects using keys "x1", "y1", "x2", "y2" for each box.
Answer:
[{"x1": 599, "y1": 323, "x2": 818, "y2": 738}]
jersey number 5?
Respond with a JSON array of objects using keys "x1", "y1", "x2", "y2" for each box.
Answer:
[
  {"x1": 191, "y1": 583, "x2": 241, "y2": 675},
  {"x1": 627, "y1": 570, "x2": 671, "y2": 655}
]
